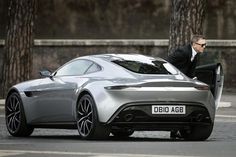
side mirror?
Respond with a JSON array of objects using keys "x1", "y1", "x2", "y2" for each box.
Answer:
[
  {"x1": 192, "y1": 76, "x2": 198, "y2": 80},
  {"x1": 39, "y1": 70, "x2": 51, "y2": 78}
]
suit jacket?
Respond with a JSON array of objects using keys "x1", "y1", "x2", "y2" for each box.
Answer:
[{"x1": 167, "y1": 44, "x2": 200, "y2": 78}]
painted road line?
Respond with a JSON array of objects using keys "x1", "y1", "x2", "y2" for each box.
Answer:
[
  {"x1": 0, "y1": 101, "x2": 232, "y2": 109},
  {"x1": 0, "y1": 102, "x2": 232, "y2": 110},
  {"x1": 0, "y1": 149, "x2": 201, "y2": 157},
  {"x1": 0, "y1": 114, "x2": 236, "y2": 119},
  {"x1": 216, "y1": 115, "x2": 236, "y2": 118},
  {"x1": 218, "y1": 102, "x2": 232, "y2": 108}
]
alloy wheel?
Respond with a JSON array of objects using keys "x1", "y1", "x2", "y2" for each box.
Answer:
[
  {"x1": 6, "y1": 94, "x2": 21, "y2": 134},
  {"x1": 77, "y1": 96, "x2": 93, "y2": 137}
]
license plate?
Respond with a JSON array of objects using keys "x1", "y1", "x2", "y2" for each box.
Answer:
[{"x1": 152, "y1": 105, "x2": 186, "y2": 114}]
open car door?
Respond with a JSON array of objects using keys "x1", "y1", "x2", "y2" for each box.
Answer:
[{"x1": 195, "y1": 63, "x2": 224, "y2": 109}]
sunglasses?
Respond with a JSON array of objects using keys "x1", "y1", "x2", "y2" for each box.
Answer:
[{"x1": 195, "y1": 43, "x2": 206, "y2": 47}]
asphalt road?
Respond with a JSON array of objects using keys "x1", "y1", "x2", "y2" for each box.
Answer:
[{"x1": 0, "y1": 93, "x2": 236, "y2": 157}]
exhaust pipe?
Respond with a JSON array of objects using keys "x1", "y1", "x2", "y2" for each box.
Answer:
[
  {"x1": 124, "y1": 113, "x2": 134, "y2": 122},
  {"x1": 196, "y1": 114, "x2": 204, "y2": 122}
]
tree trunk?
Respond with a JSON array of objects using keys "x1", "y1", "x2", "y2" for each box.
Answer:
[
  {"x1": 168, "y1": 0, "x2": 207, "y2": 54},
  {"x1": 1, "y1": 0, "x2": 36, "y2": 98}
]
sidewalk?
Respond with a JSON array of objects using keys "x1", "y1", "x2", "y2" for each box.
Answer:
[
  {"x1": 216, "y1": 92, "x2": 236, "y2": 116},
  {"x1": 0, "y1": 99, "x2": 4, "y2": 106},
  {"x1": 0, "y1": 100, "x2": 4, "y2": 110},
  {"x1": 0, "y1": 92, "x2": 235, "y2": 108}
]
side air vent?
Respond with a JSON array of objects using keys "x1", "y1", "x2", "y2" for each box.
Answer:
[{"x1": 24, "y1": 91, "x2": 33, "y2": 97}]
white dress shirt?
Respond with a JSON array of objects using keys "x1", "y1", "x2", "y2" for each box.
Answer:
[{"x1": 191, "y1": 47, "x2": 197, "y2": 62}]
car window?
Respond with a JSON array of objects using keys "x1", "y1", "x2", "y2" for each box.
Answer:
[
  {"x1": 112, "y1": 59, "x2": 178, "y2": 75},
  {"x1": 55, "y1": 59, "x2": 93, "y2": 76},
  {"x1": 85, "y1": 63, "x2": 101, "y2": 74}
]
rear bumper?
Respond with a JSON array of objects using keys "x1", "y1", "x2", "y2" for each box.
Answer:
[
  {"x1": 107, "y1": 102, "x2": 212, "y2": 131},
  {"x1": 109, "y1": 122, "x2": 211, "y2": 131}
]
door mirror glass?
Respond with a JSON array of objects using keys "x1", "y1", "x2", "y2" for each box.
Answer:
[
  {"x1": 39, "y1": 70, "x2": 51, "y2": 77},
  {"x1": 192, "y1": 76, "x2": 198, "y2": 80}
]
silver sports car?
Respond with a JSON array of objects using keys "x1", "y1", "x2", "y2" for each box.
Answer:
[{"x1": 5, "y1": 54, "x2": 223, "y2": 140}]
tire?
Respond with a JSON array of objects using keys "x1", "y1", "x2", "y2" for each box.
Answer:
[
  {"x1": 181, "y1": 123, "x2": 214, "y2": 141},
  {"x1": 5, "y1": 92, "x2": 34, "y2": 137},
  {"x1": 111, "y1": 128, "x2": 134, "y2": 138},
  {"x1": 76, "y1": 94, "x2": 110, "y2": 139}
]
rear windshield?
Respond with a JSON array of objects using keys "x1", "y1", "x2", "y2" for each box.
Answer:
[{"x1": 112, "y1": 59, "x2": 178, "y2": 75}]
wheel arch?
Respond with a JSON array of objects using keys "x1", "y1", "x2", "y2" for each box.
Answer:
[
  {"x1": 77, "y1": 90, "x2": 93, "y2": 102},
  {"x1": 6, "y1": 87, "x2": 20, "y2": 101},
  {"x1": 76, "y1": 89, "x2": 100, "y2": 120}
]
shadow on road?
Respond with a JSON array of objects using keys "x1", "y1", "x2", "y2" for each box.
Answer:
[{"x1": 7, "y1": 134, "x2": 217, "y2": 143}]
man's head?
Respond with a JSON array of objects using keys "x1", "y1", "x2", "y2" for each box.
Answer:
[{"x1": 191, "y1": 35, "x2": 206, "y2": 53}]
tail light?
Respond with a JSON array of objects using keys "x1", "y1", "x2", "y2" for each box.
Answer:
[{"x1": 195, "y1": 85, "x2": 209, "y2": 90}]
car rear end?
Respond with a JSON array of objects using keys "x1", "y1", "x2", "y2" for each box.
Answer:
[
  {"x1": 93, "y1": 54, "x2": 216, "y2": 140},
  {"x1": 103, "y1": 79, "x2": 215, "y2": 132}
]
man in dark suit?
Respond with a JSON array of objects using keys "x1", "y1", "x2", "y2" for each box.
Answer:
[
  {"x1": 167, "y1": 35, "x2": 206, "y2": 78},
  {"x1": 168, "y1": 35, "x2": 206, "y2": 139}
]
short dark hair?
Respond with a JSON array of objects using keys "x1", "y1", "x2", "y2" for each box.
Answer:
[{"x1": 191, "y1": 35, "x2": 205, "y2": 45}]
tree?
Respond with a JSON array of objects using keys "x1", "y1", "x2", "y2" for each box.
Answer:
[
  {"x1": 1, "y1": 0, "x2": 36, "y2": 97},
  {"x1": 168, "y1": 0, "x2": 207, "y2": 54}
]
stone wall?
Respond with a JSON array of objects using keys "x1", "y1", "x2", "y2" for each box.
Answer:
[{"x1": 0, "y1": 39, "x2": 236, "y2": 91}]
